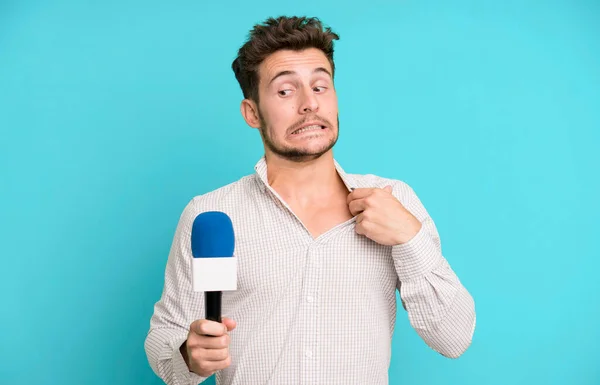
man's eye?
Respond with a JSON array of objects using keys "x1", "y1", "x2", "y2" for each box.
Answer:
[
  {"x1": 314, "y1": 86, "x2": 326, "y2": 93},
  {"x1": 278, "y1": 89, "x2": 292, "y2": 96}
]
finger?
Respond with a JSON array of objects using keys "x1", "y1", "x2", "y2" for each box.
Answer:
[
  {"x1": 346, "y1": 188, "x2": 376, "y2": 204},
  {"x1": 192, "y1": 355, "x2": 232, "y2": 375},
  {"x1": 355, "y1": 213, "x2": 364, "y2": 224},
  {"x1": 355, "y1": 221, "x2": 365, "y2": 235},
  {"x1": 191, "y1": 319, "x2": 227, "y2": 337},
  {"x1": 202, "y1": 347, "x2": 230, "y2": 362},
  {"x1": 222, "y1": 317, "x2": 237, "y2": 332},
  {"x1": 202, "y1": 356, "x2": 232, "y2": 372},
  {"x1": 348, "y1": 198, "x2": 367, "y2": 216},
  {"x1": 355, "y1": 218, "x2": 374, "y2": 235},
  {"x1": 193, "y1": 333, "x2": 230, "y2": 349},
  {"x1": 383, "y1": 185, "x2": 393, "y2": 193}
]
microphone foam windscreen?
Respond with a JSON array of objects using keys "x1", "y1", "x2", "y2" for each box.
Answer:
[{"x1": 191, "y1": 211, "x2": 235, "y2": 258}]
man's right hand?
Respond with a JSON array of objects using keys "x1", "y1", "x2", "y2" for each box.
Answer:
[{"x1": 180, "y1": 317, "x2": 236, "y2": 377}]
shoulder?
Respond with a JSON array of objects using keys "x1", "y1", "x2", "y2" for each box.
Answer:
[
  {"x1": 178, "y1": 174, "x2": 259, "y2": 221},
  {"x1": 349, "y1": 172, "x2": 418, "y2": 202},
  {"x1": 348, "y1": 171, "x2": 434, "y2": 220}
]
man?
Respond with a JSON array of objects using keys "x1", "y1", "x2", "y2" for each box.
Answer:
[{"x1": 145, "y1": 15, "x2": 476, "y2": 385}]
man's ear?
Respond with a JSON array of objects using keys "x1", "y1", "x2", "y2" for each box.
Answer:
[{"x1": 240, "y1": 99, "x2": 261, "y2": 129}]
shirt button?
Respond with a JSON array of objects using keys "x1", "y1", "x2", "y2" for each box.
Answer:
[
  {"x1": 305, "y1": 350, "x2": 313, "y2": 358},
  {"x1": 306, "y1": 295, "x2": 314, "y2": 303}
]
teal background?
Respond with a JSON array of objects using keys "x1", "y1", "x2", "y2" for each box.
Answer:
[{"x1": 1, "y1": 0, "x2": 599, "y2": 384}]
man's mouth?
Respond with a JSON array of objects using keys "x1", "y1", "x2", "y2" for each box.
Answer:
[{"x1": 291, "y1": 124, "x2": 326, "y2": 135}]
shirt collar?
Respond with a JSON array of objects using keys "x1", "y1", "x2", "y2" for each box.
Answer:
[{"x1": 253, "y1": 155, "x2": 357, "y2": 193}]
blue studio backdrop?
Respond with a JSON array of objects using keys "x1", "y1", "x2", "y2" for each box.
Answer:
[{"x1": 1, "y1": 1, "x2": 599, "y2": 384}]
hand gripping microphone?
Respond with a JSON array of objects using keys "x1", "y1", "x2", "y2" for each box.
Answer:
[{"x1": 191, "y1": 211, "x2": 237, "y2": 323}]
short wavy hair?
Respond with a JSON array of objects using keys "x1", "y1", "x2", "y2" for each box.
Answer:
[{"x1": 232, "y1": 16, "x2": 340, "y2": 103}]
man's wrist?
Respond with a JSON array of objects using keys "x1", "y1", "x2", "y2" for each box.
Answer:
[
  {"x1": 391, "y1": 224, "x2": 443, "y2": 281},
  {"x1": 393, "y1": 219, "x2": 422, "y2": 245}
]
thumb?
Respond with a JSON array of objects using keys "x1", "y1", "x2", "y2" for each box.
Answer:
[
  {"x1": 222, "y1": 317, "x2": 237, "y2": 332},
  {"x1": 383, "y1": 185, "x2": 393, "y2": 193}
]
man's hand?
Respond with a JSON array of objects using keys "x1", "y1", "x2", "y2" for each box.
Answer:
[
  {"x1": 181, "y1": 317, "x2": 236, "y2": 377},
  {"x1": 347, "y1": 185, "x2": 422, "y2": 246}
]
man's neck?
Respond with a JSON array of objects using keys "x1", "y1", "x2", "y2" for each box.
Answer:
[{"x1": 265, "y1": 151, "x2": 346, "y2": 208}]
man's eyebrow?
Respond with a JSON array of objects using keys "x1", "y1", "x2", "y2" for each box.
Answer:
[
  {"x1": 268, "y1": 70, "x2": 295, "y2": 85},
  {"x1": 313, "y1": 67, "x2": 332, "y2": 78},
  {"x1": 268, "y1": 67, "x2": 332, "y2": 86}
]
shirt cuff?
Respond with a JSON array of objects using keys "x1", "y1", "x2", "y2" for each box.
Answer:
[
  {"x1": 171, "y1": 335, "x2": 208, "y2": 385},
  {"x1": 391, "y1": 225, "x2": 443, "y2": 281}
]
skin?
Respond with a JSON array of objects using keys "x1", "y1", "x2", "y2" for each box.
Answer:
[{"x1": 182, "y1": 47, "x2": 422, "y2": 377}]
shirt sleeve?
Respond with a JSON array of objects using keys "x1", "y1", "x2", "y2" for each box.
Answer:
[
  {"x1": 391, "y1": 183, "x2": 476, "y2": 358},
  {"x1": 144, "y1": 198, "x2": 210, "y2": 384}
]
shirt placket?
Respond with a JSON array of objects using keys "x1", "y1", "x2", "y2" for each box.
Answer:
[{"x1": 300, "y1": 242, "x2": 321, "y2": 385}]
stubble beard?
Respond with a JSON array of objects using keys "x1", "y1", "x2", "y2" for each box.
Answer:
[{"x1": 258, "y1": 112, "x2": 340, "y2": 163}]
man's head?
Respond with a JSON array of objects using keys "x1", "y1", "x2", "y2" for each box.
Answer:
[{"x1": 232, "y1": 16, "x2": 340, "y2": 162}]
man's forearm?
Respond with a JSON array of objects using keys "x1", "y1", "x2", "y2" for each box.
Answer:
[
  {"x1": 392, "y1": 225, "x2": 475, "y2": 358},
  {"x1": 399, "y1": 272, "x2": 475, "y2": 358}
]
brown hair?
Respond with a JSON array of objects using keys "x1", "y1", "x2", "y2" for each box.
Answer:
[{"x1": 231, "y1": 16, "x2": 340, "y2": 103}]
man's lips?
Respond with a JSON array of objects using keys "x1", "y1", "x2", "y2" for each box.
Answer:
[{"x1": 290, "y1": 122, "x2": 327, "y2": 135}]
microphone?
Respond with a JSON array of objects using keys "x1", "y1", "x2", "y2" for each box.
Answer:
[{"x1": 191, "y1": 211, "x2": 237, "y2": 323}]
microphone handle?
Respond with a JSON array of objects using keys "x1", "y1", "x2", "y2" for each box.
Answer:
[{"x1": 205, "y1": 291, "x2": 222, "y2": 322}]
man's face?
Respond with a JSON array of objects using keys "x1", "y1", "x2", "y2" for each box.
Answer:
[{"x1": 249, "y1": 48, "x2": 339, "y2": 162}]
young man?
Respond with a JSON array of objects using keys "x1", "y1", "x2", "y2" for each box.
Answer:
[{"x1": 145, "y1": 16, "x2": 476, "y2": 385}]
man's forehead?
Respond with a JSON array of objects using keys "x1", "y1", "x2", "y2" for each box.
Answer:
[{"x1": 261, "y1": 48, "x2": 332, "y2": 78}]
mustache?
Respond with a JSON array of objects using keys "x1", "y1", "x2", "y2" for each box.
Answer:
[{"x1": 288, "y1": 115, "x2": 334, "y2": 133}]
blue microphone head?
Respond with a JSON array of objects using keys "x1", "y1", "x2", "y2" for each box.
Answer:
[{"x1": 191, "y1": 211, "x2": 235, "y2": 258}]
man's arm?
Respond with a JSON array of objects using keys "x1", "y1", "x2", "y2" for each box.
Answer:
[
  {"x1": 347, "y1": 182, "x2": 476, "y2": 358},
  {"x1": 144, "y1": 198, "x2": 209, "y2": 385},
  {"x1": 391, "y1": 183, "x2": 475, "y2": 358}
]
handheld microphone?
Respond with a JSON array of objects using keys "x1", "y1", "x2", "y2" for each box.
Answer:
[{"x1": 191, "y1": 211, "x2": 237, "y2": 323}]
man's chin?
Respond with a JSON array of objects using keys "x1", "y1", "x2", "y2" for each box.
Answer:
[
  {"x1": 267, "y1": 145, "x2": 331, "y2": 162},
  {"x1": 263, "y1": 135, "x2": 338, "y2": 162},
  {"x1": 285, "y1": 152, "x2": 327, "y2": 162}
]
